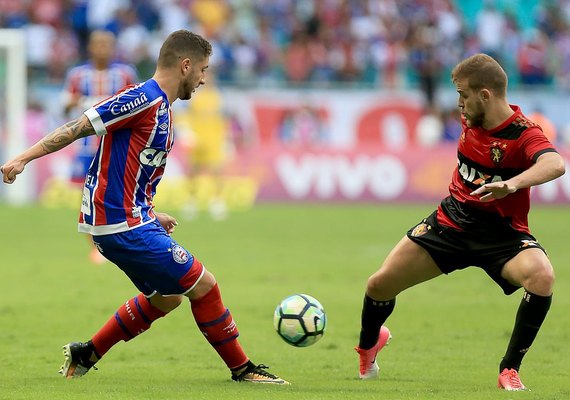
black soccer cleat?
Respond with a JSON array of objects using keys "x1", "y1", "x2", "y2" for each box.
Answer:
[
  {"x1": 231, "y1": 362, "x2": 289, "y2": 384},
  {"x1": 58, "y1": 341, "x2": 99, "y2": 379}
]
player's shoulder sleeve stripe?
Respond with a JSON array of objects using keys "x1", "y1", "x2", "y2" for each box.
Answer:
[
  {"x1": 85, "y1": 107, "x2": 106, "y2": 136},
  {"x1": 532, "y1": 148, "x2": 558, "y2": 163}
]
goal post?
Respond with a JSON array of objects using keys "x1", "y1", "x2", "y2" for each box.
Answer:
[{"x1": 0, "y1": 29, "x2": 30, "y2": 204}]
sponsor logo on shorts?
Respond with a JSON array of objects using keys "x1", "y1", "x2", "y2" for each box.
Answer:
[
  {"x1": 172, "y1": 244, "x2": 189, "y2": 264},
  {"x1": 411, "y1": 223, "x2": 430, "y2": 237},
  {"x1": 521, "y1": 239, "x2": 538, "y2": 248}
]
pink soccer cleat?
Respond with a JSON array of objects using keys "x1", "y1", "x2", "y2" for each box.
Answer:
[
  {"x1": 355, "y1": 326, "x2": 392, "y2": 379},
  {"x1": 497, "y1": 368, "x2": 527, "y2": 391}
]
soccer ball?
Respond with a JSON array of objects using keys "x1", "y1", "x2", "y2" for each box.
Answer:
[{"x1": 273, "y1": 294, "x2": 326, "y2": 347}]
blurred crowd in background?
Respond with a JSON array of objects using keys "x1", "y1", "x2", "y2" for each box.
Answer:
[
  {"x1": 1, "y1": 0, "x2": 570, "y2": 151},
  {"x1": 1, "y1": 0, "x2": 570, "y2": 91}
]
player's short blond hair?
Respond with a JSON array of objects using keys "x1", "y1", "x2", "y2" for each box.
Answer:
[
  {"x1": 451, "y1": 53, "x2": 508, "y2": 98},
  {"x1": 158, "y1": 30, "x2": 212, "y2": 68}
]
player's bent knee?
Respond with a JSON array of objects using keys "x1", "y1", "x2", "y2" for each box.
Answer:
[
  {"x1": 150, "y1": 294, "x2": 184, "y2": 312},
  {"x1": 524, "y1": 265, "x2": 555, "y2": 295},
  {"x1": 366, "y1": 272, "x2": 398, "y2": 300},
  {"x1": 185, "y1": 270, "x2": 217, "y2": 300}
]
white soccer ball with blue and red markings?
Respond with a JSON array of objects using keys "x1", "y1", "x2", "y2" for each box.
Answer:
[{"x1": 273, "y1": 294, "x2": 326, "y2": 347}]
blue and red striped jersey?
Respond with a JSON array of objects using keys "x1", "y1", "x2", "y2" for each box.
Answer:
[
  {"x1": 63, "y1": 62, "x2": 138, "y2": 157},
  {"x1": 78, "y1": 79, "x2": 173, "y2": 235}
]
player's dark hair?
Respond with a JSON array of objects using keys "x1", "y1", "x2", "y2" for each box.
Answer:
[
  {"x1": 451, "y1": 53, "x2": 508, "y2": 98},
  {"x1": 157, "y1": 30, "x2": 212, "y2": 68}
]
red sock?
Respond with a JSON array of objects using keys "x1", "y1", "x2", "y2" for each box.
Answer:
[
  {"x1": 92, "y1": 293, "x2": 167, "y2": 357},
  {"x1": 191, "y1": 284, "x2": 248, "y2": 369}
]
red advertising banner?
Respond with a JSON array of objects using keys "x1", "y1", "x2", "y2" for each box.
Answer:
[
  {"x1": 30, "y1": 88, "x2": 570, "y2": 208},
  {"x1": 34, "y1": 143, "x2": 570, "y2": 210},
  {"x1": 223, "y1": 145, "x2": 570, "y2": 204}
]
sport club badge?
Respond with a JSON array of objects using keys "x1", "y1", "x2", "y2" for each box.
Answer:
[
  {"x1": 171, "y1": 244, "x2": 190, "y2": 264},
  {"x1": 411, "y1": 222, "x2": 430, "y2": 237},
  {"x1": 490, "y1": 141, "x2": 507, "y2": 164}
]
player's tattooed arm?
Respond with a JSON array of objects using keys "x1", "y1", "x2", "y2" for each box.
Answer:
[
  {"x1": 40, "y1": 115, "x2": 96, "y2": 154},
  {"x1": 1, "y1": 115, "x2": 97, "y2": 184}
]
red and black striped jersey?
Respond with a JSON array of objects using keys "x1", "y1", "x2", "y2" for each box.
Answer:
[{"x1": 437, "y1": 105, "x2": 557, "y2": 234}]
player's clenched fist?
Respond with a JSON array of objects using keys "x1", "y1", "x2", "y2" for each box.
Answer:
[{"x1": 0, "y1": 160, "x2": 24, "y2": 184}]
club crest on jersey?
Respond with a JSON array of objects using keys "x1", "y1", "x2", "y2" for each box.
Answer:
[
  {"x1": 411, "y1": 223, "x2": 430, "y2": 237},
  {"x1": 490, "y1": 141, "x2": 507, "y2": 164},
  {"x1": 172, "y1": 244, "x2": 189, "y2": 264}
]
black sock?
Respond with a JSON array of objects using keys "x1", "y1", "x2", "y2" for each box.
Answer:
[
  {"x1": 499, "y1": 290, "x2": 552, "y2": 372},
  {"x1": 358, "y1": 295, "x2": 395, "y2": 350}
]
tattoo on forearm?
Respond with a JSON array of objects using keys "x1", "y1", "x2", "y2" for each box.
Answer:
[{"x1": 41, "y1": 118, "x2": 95, "y2": 154}]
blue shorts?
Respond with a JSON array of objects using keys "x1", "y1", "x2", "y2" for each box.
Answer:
[{"x1": 93, "y1": 220, "x2": 205, "y2": 297}]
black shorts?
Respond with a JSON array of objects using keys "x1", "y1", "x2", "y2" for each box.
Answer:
[{"x1": 406, "y1": 210, "x2": 546, "y2": 295}]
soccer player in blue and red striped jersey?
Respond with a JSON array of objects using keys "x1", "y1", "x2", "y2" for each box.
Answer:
[
  {"x1": 62, "y1": 30, "x2": 138, "y2": 264},
  {"x1": 1, "y1": 30, "x2": 287, "y2": 385},
  {"x1": 355, "y1": 54, "x2": 565, "y2": 391}
]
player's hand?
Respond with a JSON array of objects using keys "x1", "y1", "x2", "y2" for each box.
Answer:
[
  {"x1": 156, "y1": 212, "x2": 178, "y2": 234},
  {"x1": 470, "y1": 181, "x2": 517, "y2": 202},
  {"x1": 0, "y1": 160, "x2": 25, "y2": 184}
]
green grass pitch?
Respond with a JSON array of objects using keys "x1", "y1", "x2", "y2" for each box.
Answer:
[{"x1": 0, "y1": 203, "x2": 568, "y2": 400}]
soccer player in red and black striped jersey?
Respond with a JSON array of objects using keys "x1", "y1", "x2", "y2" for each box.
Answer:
[
  {"x1": 355, "y1": 54, "x2": 565, "y2": 391},
  {"x1": 1, "y1": 30, "x2": 287, "y2": 385}
]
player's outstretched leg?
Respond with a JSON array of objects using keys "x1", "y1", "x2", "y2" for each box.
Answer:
[
  {"x1": 189, "y1": 280, "x2": 289, "y2": 384},
  {"x1": 355, "y1": 325, "x2": 392, "y2": 379},
  {"x1": 59, "y1": 293, "x2": 171, "y2": 378}
]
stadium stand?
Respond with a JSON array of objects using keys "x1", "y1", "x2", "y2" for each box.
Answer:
[{"x1": 0, "y1": 0, "x2": 569, "y2": 90}]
